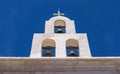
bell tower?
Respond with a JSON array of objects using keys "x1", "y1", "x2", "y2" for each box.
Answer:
[{"x1": 30, "y1": 10, "x2": 91, "y2": 58}]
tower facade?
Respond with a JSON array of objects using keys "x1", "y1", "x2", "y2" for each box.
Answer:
[{"x1": 30, "y1": 11, "x2": 91, "y2": 58}]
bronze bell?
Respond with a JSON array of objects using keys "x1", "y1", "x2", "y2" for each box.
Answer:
[
  {"x1": 67, "y1": 51, "x2": 77, "y2": 57},
  {"x1": 56, "y1": 29, "x2": 64, "y2": 33},
  {"x1": 44, "y1": 51, "x2": 53, "y2": 57}
]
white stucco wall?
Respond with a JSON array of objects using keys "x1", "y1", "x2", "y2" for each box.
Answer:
[
  {"x1": 30, "y1": 33, "x2": 91, "y2": 58},
  {"x1": 30, "y1": 15, "x2": 91, "y2": 58},
  {"x1": 45, "y1": 16, "x2": 76, "y2": 34}
]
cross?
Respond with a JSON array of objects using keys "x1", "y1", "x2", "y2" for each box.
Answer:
[{"x1": 53, "y1": 9, "x2": 65, "y2": 16}]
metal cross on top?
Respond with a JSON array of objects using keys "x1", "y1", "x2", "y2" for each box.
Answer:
[{"x1": 53, "y1": 9, "x2": 65, "y2": 16}]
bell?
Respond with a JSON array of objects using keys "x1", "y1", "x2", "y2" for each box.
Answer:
[
  {"x1": 67, "y1": 50, "x2": 77, "y2": 57},
  {"x1": 56, "y1": 29, "x2": 64, "y2": 33},
  {"x1": 44, "y1": 51, "x2": 53, "y2": 57}
]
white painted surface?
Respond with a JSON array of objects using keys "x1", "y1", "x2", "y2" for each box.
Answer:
[{"x1": 30, "y1": 15, "x2": 91, "y2": 58}]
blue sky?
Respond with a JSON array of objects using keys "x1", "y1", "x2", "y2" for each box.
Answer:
[{"x1": 0, "y1": 0, "x2": 120, "y2": 57}]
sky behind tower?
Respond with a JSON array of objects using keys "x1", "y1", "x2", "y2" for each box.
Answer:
[{"x1": 0, "y1": 0, "x2": 120, "y2": 57}]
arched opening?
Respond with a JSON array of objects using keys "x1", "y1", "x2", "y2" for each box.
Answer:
[
  {"x1": 42, "y1": 39, "x2": 56, "y2": 57},
  {"x1": 66, "y1": 39, "x2": 79, "y2": 57},
  {"x1": 54, "y1": 20, "x2": 66, "y2": 33}
]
